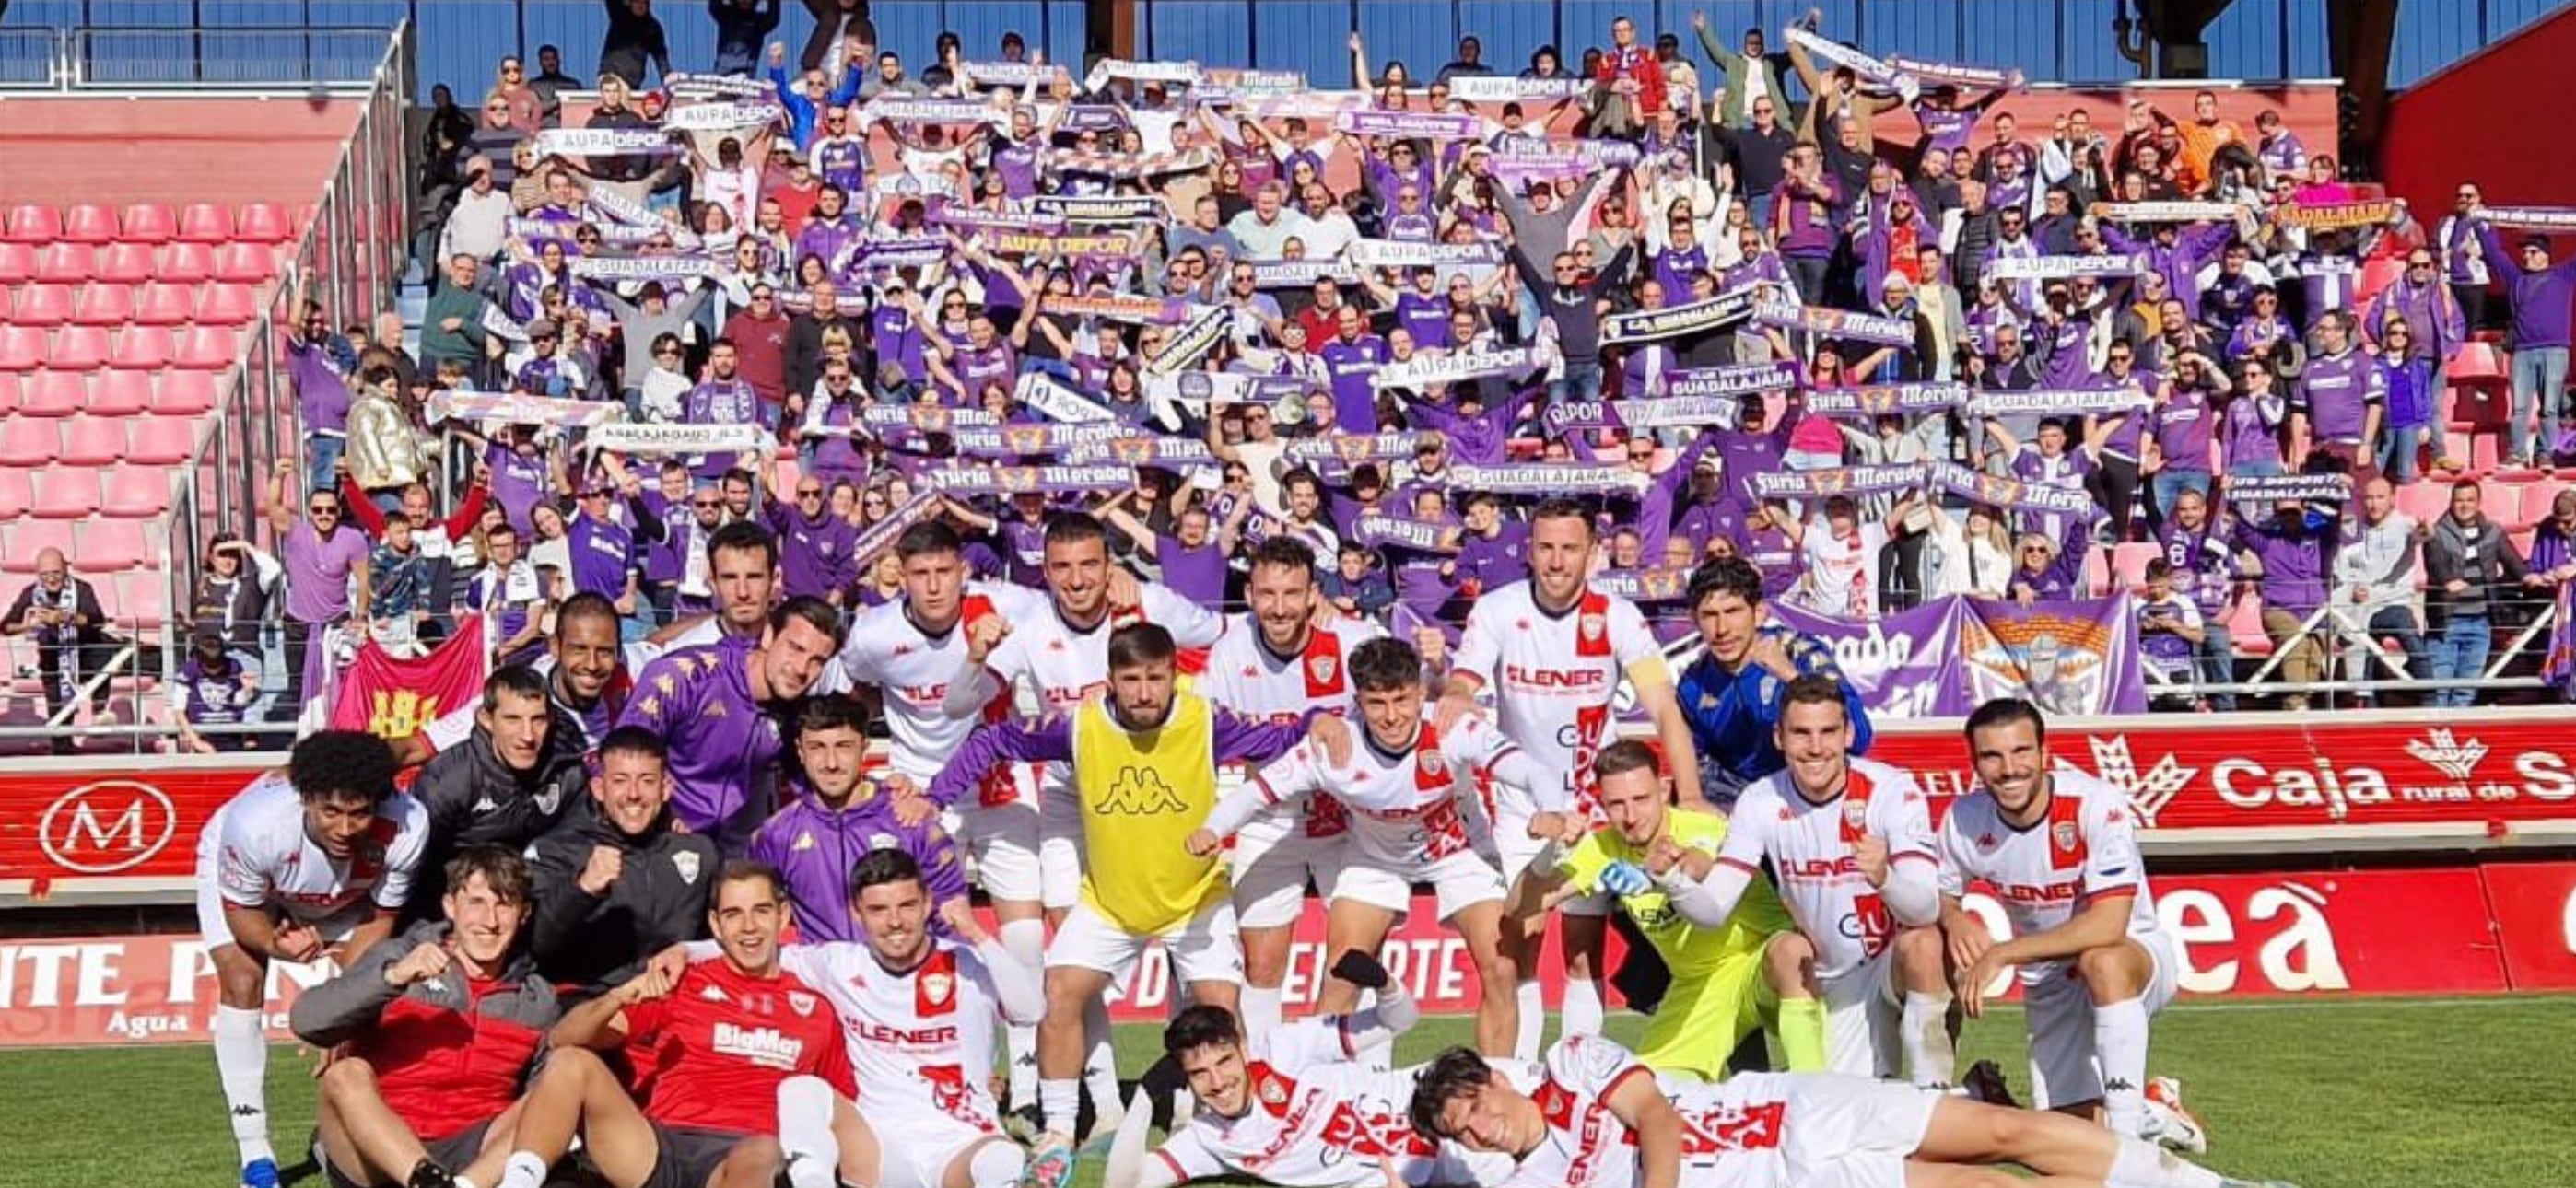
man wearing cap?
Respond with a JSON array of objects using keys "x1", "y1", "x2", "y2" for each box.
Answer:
[{"x1": 2475, "y1": 218, "x2": 2576, "y2": 466}]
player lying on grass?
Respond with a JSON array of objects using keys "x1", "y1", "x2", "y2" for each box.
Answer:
[
  {"x1": 1191, "y1": 635, "x2": 1542, "y2": 1057},
  {"x1": 1409, "y1": 1032, "x2": 2295, "y2": 1188},
  {"x1": 1100, "y1": 948, "x2": 1506, "y2": 1188}
]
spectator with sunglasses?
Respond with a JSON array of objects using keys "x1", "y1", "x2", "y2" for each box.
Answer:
[
  {"x1": 760, "y1": 454, "x2": 861, "y2": 606},
  {"x1": 265, "y1": 460, "x2": 374, "y2": 719}
]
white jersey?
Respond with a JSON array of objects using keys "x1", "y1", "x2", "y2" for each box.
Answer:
[
  {"x1": 1492, "y1": 1035, "x2": 1809, "y2": 1188},
  {"x1": 209, "y1": 772, "x2": 429, "y2": 927},
  {"x1": 1153, "y1": 1017, "x2": 1491, "y2": 1188},
  {"x1": 1240, "y1": 716, "x2": 1536, "y2": 870},
  {"x1": 1719, "y1": 758, "x2": 1938, "y2": 983},
  {"x1": 1937, "y1": 768, "x2": 2162, "y2": 986},
  {"x1": 776, "y1": 938, "x2": 1027, "y2": 1132},
  {"x1": 838, "y1": 583, "x2": 1045, "y2": 780},
  {"x1": 1197, "y1": 619, "x2": 1377, "y2": 839},
  {"x1": 978, "y1": 583, "x2": 1226, "y2": 798},
  {"x1": 1451, "y1": 581, "x2": 1664, "y2": 815}
]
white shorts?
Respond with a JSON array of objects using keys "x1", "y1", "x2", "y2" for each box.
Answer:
[
  {"x1": 1036, "y1": 776, "x2": 1084, "y2": 912},
  {"x1": 1229, "y1": 812, "x2": 1341, "y2": 930},
  {"x1": 1045, "y1": 900, "x2": 1243, "y2": 987},
  {"x1": 1332, "y1": 851, "x2": 1505, "y2": 923},
  {"x1": 1819, "y1": 949, "x2": 1904, "y2": 1079},
  {"x1": 955, "y1": 798, "x2": 1043, "y2": 906},
  {"x1": 2022, "y1": 928, "x2": 2182, "y2": 1112},
  {"x1": 1759, "y1": 1071, "x2": 1939, "y2": 1188},
  {"x1": 876, "y1": 1112, "x2": 1012, "y2": 1188}
]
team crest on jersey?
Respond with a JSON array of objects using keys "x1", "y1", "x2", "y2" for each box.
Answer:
[
  {"x1": 792, "y1": 831, "x2": 816, "y2": 853},
  {"x1": 1418, "y1": 751, "x2": 1448, "y2": 777},
  {"x1": 1843, "y1": 798, "x2": 1868, "y2": 832},
  {"x1": 1578, "y1": 612, "x2": 1606, "y2": 641},
  {"x1": 2053, "y1": 821, "x2": 2079, "y2": 853},
  {"x1": 673, "y1": 851, "x2": 702, "y2": 883},
  {"x1": 1308, "y1": 655, "x2": 1338, "y2": 685},
  {"x1": 870, "y1": 833, "x2": 900, "y2": 851},
  {"x1": 533, "y1": 785, "x2": 562, "y2": 815},
  {"x1": 1258, "y1": 1075, "x2": 1288, "y2": 1106}
]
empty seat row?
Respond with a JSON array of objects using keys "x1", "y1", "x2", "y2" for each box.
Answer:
[
  {"x1": 4, "y1": 281, "x2": 262, "y2": 328},
  {"x1": 0, "y1": 414, "x2": 203, "y2": 467},
  {"x1": 0, "y1": 463, "x2": 174, "y2": 520},
  {"x1": 3, "y1": 202, "x2": 299, "y2": 247},
  {"x1": 0, "y1": 324, "x2": 241, "y2": 372},
  {"x1": 0, "y1": 369, "x2": 221, "y2": 418},
  {"x1": 0, "y1": 516, "x2": 167, "y2": 574},
  {"x1": 0, "y1": 240, "x2": 285, "y2": 286}
]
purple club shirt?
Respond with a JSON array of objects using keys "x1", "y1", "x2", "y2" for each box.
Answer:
[
  {"x1": 768, "y1": 502, "x2": 861, "y2": 600},
  {"x1": 615, "y1": 635, "x2": 782, "y2": 855},
  {"x1": 283, "y1": 519, "x2": 369, "y2": 624},
  {"x1": 749, "y1": 782, "x2": 969, "y2": 943},
  {"x1": 567, "y1": 511, "x2": 637, "y2": 600},
  {"x1": 1319, "y1": 335, "x2": 1390, "y2": 432},
  {"x1": 1157, "y1": 535, "x2": 1228, "y2": 608}
]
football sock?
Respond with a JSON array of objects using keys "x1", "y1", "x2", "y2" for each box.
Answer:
[
  {"x1": 2109, "y1": 1135, "x2": 2223, "y2": 1188},
  {"x1": 1901, "y1": 991, "x2": 1958, "y2": 1088},
  {"x1": 1239, "y1": 983, "x2": 1283, "y2": 1037},
  {"x1": 775, "y1": 1076, "x2": 839, "y2": 1188},
  {"x1": 1775, "y1": 997, "x2": 1829, "y2": 1071},
  {"x1": 1039, "y1": 1078, "x2": 1080, "y2": 1138},
  {"x1": 1082, "y1": 996, "x2": 1121, "y2": 1123},
  {"x1": 2097, "y1": 996, "x2": 2152, "y2": 1137},
  {"x1": 215, "y1": 1004, "x2": 275, "y2": 1168},
  {"x1": 495, "y1": 1152, "x2": 549, "y2": 1188},
  {"x1": 1000, "y1": 919, "x2": 1046, "y2": 1110},
  {"x1": 1559, "y1": 977, "x2": 1604, "y2": 1039},
  {"x1": 1513, "y1": 981, "x2": 1545, "y2": 1061}
]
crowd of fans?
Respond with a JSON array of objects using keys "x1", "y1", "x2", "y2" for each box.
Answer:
[{"x1": 49, "y1": 1, "x2": 2576, "y2": 753}]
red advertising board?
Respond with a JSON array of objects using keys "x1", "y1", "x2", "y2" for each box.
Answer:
[
  {"x1": 0, "y1": 863, "x2": 2539, "y2": 1049},
  {"x1": 0, "y1": 760, "x2": 271, "y2": 899}
]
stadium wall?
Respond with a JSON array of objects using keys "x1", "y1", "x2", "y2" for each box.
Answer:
[{"x1": 2381, "y1": 0, "x2": 2576, "y2": 221}]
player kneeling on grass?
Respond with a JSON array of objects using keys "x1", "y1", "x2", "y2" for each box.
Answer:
[
  {"x1": 1103, "y1": 949, "x2": 1505, "y2": 1188},
  {"x1": 1937, "y1": 698, "x2": 2207, "y2": 1154},
  {"x1": 1520, "y1": 738, "x2": 1823, "y2": 1080},
  {"x1": 499, "y1": 860, "x2": 872, "y2": 1188},
  {"x1": 290, "y1": 846, "x2": 560, "y2": 1188},
  {"x1": 683, "y1": 846, "x2": 1043, "y2": 1188},
  {"x1": 198, "y1": 729, "x2": 428, "y2": 1188},
  {"x1": 1408, "y1": 1032, "x2": 2292, "y2": 1188},
  {"x1": 1190, "y1": 635, "x2": 1538, "y2": 1057}
]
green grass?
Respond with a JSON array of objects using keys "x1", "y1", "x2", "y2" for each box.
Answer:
[{"x1": 3, "y1": 996, "x2": 2571, "y2": 1188}]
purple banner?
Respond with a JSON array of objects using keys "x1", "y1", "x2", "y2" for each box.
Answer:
[{"x1": 1764, "y1": 595, "x2": 2146, "y2": 718}]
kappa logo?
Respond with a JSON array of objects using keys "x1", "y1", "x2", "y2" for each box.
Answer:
[
  {"x1": 787, "y1": 991, "x2": 817, "y2": 1018},
  {"x1": 2083, "y1": 737, "x2": 2198, "y2": 827},
  {"x1": 2405, "y1": 728, "x2": 2488, "y2": 781}
]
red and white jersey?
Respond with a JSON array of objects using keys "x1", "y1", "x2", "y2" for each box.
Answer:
[
  {"x1": 775, "y1": 938, "x2": 1022, "y2": 1131},
  {"x1": 622, "y1": 960, "x2": 858, "y2": 1135},
  {"x1": 1153, "y1": 1017, "x2": 1470, "y2": 1188},
  {"x1": 981, "y1": 583, "x2": 1226, "y2": 798},
  {"x1": 211, "y1": 772, "x2": 428, "y2": 926},
  {"x1": 1244, "y1": 716, "x2": 1536, "y2": 869},
  {"x1": 1493, "y1": 1036, "x2": 1798, "y2": 1188},
  {"x1": 1197, "y1": 618, "x2": 1377, "y2": 839},
  {"x1": 837, "y1": 583, "x2": 1045, "y2": 780},
  {"x1": 1937, "y1": 767, "x2": 2161, "y2": 985},
  {"x1": 1720, "y1": 757, "x2": 1938, "y2": 983},
  {"x1": 1451, "y1": 581, "x2": 1663, "y2": 815}
]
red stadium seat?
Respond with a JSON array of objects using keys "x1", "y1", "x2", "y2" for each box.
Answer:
[
  {"x1": 0, "y1": 520, "x2": 76, "y2": 572},
  {"x1": 210, "y1": 242, "x2": 278, "y2": 285},
  {"x1": 71, "y1": 283, "x2": 136, "y2": 327},
  {"x1": 174, "y1": 203, "x2": 234, "y2": 244},
  {"x1": 156, "y1": 241, "x2": 215, "y2": 284},
  {"x1": 59, "y1": 204, "x2": 119, "y2": 246},
  {"x1": 87, "y1": 368, "x2": 154, "y2": 416},
  {"x1": 2078, "y1": 547, "x2": 2111, "y2": 598},
  {"x1": 51, "y1": 325, "x2": 113, "y2": 370},
  {"x1": 172, "y1": 325, "x2": 237, "y2": 370},
  {"x1": 19, "y1": 369, "x2": 88, "y2": 416},
  {"x1": 0, "y1": 326, "x2": 49, "y2": 370},
  {"x1": 0, "y1": 418, "x2": 60, "y2": 467},
  {"x1": 151, "y1": 369, "x2": 217, "y2": 416},
  {"x1": 235, "y1": 203, "x2": 294, "y2": 244},
  {"x1": 29, "y1": 471, "x2": 98, "y2": 518},
  {"x1": 2471, "y1": 432, "x2": 2503, "y2": 476},
  {"x1": 2110, "y1": 542, "x2": 2158, "y2": 592},
  {"x1": 120, "y1": 203, "x2": 177, "y2": 244},
  {"x1": 10, "y1": 282, "x2": 76, "y2": 327},
  {"x1": 0, "y1": 469, "x2": 29, "y2": 518},
  {"x1": 107, "y1": 325, "x2": 173, "y2": 370},
  {"x1": 112, "y1": 573, "x2": 171, "y2": 630},
  {"x1": 0, "y1": 374, "x2": 19, "y2": 416},
  {"x1": 2448, "y1": 342, "x2": 2508, "y2": 385},
  {"x1": 30, "y1": 243, "x2": 95, "y2": 284},
  {"x1": 3, "y1": 204, "x2": 61, "y2": 244},
  {"x1": 93, "y1": 242, "x2": 157, "y2": 285},
  {"x1": 100, "y1": 465, "x2": 168, "y2": 518},
  {"x1": 124, "y1": 414, "x2": 199, "y2": 465},
  {"x1": 0, "y1": 241, "x2": 32, "y2": 285},
  {"x1": 2222, "y1": 596, "x2": 2271, "y2": 657},
  {"x1": 2485, "y1": 483, "x2": 2530, "y2": 529},
  {"x1": 2523, "y1": 480, "x2": 2569, "y2": 526},
  {"x1": 2395, "y1": 481, "x2": 2449, "y2": 526},
  {"x1": 133, "y1": 281, "x2": 198, "y2": 327},
  {"x1": 58, "y1": 415, "x2": 127, "y2": 466},
  {"x1": 196, "y1": 283, "x2": 259, "y2": 326},
  {"x1": 76, "y1": 517, "x2": 158, "y2": 572}
]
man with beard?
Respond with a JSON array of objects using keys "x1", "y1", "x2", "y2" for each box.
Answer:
[
  {"x1": 751, "y1": 695, "x2": 967, "y2": 943},
  {"x1": 399, "y1": 593, "x2": 635, "y2": 762},
  {"x1": 404, "y1": 666, "x2": 586, "y2": 920},
  {"x1": 615, "y1": 597, "x2": 843, "y2": 855},
  {"x1": 1671, "y1": 558, "x2": 1871, "y2": 804},
  {"x1": 636, "y1": 521, "x2": 780, "y2": 667},
  {"x1": 291, "y1": 848, "x2": 562, "y2": 1188},
  {"x1": 526, "y1": 728, "x2": 720, "y2": 995}
]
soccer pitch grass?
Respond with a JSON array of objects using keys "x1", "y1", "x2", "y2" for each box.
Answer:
[{"x1": 2, "y1": 996, "x2": 2570, "y2": 1188}]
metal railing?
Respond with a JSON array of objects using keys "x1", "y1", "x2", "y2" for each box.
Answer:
[{"x1": 0, "y1": 22, "x2": 416, "y2": 754}]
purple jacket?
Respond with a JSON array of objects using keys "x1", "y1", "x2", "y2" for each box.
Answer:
[
  {"x1": 924, "y1": 695, "x2": 1317, "y2": 809},
  {"x1": 750, "y1": 782, "x2": 968, "y2": 943},
  {"x1": 2231, "y1": 513, "x2": 2334, "y2": 619},
  {"x1": 2365, "y1": 278, "x2": 2466, "y2": 365},
  {"x1": 2479, "y1": 224, "x2": 2576, "y2": 350},
  {"x1": 767, "y1": 502, "x2": 861, "y2": 600},
  {"x1": 2101, "y1": 220, "x2": 2235, "y2": 321},
  {"x1": 1319, "y1": 335, "x2": 1390, "y2": 432},
  {"x1": 615, "y1": 635, "x2": 782, "y2": 855}
]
